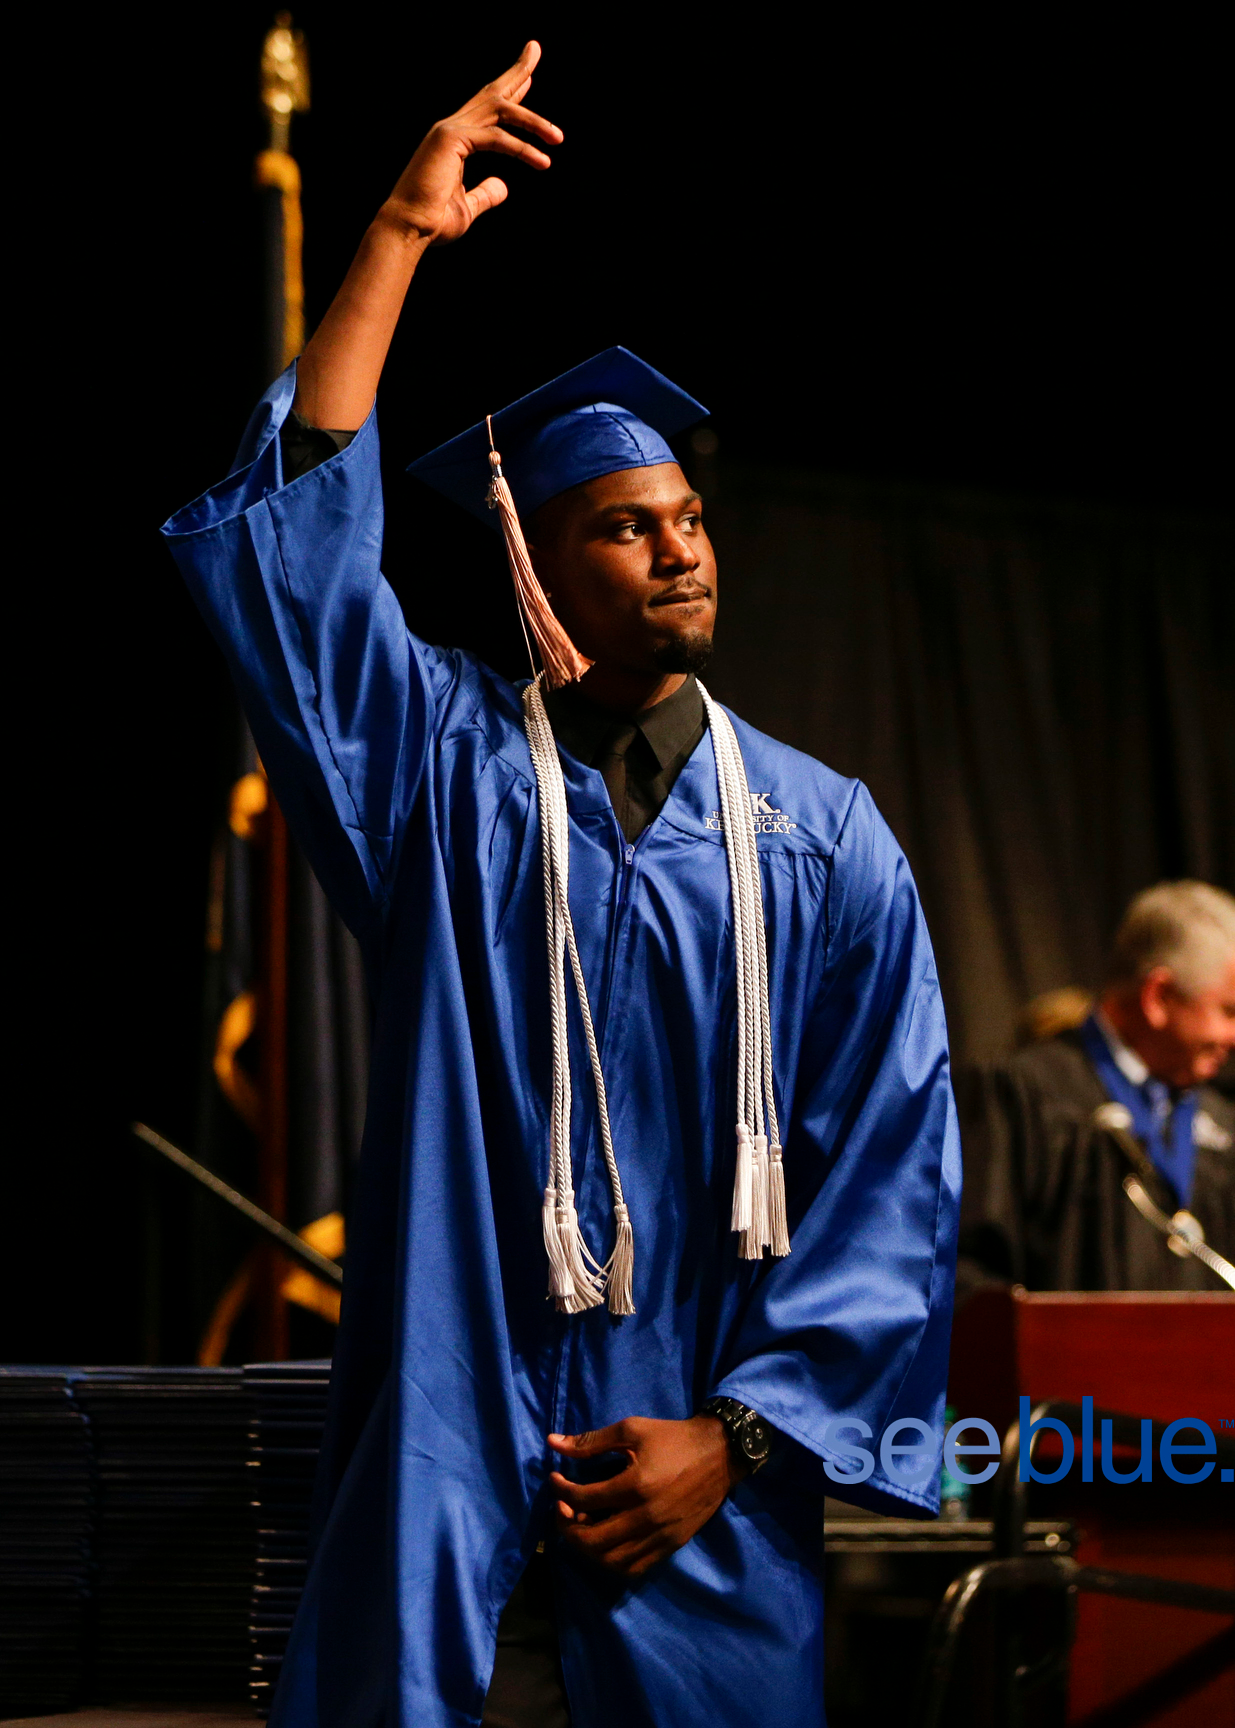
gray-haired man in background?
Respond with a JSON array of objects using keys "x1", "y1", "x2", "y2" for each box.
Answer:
[{"x1": 959, "y1": 881, "x2": 1235, "y2": 1291}]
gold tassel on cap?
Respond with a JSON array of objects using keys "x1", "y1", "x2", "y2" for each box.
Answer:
[{"x1": 486, "y1": 416, "x2": 591, "y2": 689}]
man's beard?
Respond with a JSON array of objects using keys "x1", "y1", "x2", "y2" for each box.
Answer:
[{"x1": 651, "y1": 630, "x2": 714, "y2": 675}]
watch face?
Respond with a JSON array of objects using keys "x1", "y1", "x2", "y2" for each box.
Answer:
[
  {"x1": 704, "y1": 1399, "x2": 771, "y2": 1469},
  {"x1": 740, "y1": 1417, "x2": 770, "y2": 1462}
]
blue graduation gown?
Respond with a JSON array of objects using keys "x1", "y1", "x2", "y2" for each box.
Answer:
[{"x1": 163, "y1": 366, "x2": 961, "y2": 1728}]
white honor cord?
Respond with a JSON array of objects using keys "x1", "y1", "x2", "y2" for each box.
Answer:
[
  {"x1": 521, "y1": 675, "x2": 788, "y2": 1316},
  {"x1": 699, "y1": 683, "x2": 788, "y2": 1259},
  {"x1": 524, "y1": 679, "x2": 634, "y2": 1314}
]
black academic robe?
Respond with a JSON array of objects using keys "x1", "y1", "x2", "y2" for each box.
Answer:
[{"x1": 957, "y1": 1030, "x2": 1235, "y2": 1292}]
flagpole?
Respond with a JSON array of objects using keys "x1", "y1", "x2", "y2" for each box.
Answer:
[{"x1": 252, "y1": 12, "x2": 309, "y2": 1359}]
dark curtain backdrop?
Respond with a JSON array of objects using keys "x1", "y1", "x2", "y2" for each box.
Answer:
[
  {"x1": 699, "y1": 469, "x2": 1234, "y2": 1066},
  {"x1": 10, "y1": 9, "x2": 1231, "y2": 1365}
]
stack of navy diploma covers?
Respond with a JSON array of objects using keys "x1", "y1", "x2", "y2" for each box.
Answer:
[
  {"x1": 70, "y1": 1366, "x2": 255, "y2": 1703},
  {"x1": 0, "y1": 1368, "x2": 95, "y2": 1717},
  {"x1": 244, "y1": 1360, "x2": 331, "y2": 1713}
]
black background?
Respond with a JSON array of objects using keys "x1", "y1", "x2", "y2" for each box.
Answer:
[{"x1": 10, "y1": 7, "x2": 1228, "y2": 1361}]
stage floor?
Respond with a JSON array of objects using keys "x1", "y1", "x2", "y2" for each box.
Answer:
[{"x1": 5, "y1": 1712, "x2": 255, "y2": 1726}]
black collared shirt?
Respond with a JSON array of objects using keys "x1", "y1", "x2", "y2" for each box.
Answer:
[
  {"x1": 542, "y1": 675, "x2": 707, "y2": 843},
  {"x1": 277, "y1": 416, "x2": 707, "y2": 841}
]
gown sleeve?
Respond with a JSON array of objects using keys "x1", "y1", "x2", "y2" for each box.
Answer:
[
  {"x1": 714, "y1": 785, "x2": 963, "y2": 1516},
  {"x1": 161, "y1": 365, "x2": 454, "y2": 940}
]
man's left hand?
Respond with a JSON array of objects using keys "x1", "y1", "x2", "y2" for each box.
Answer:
[{"x1": 547, "y1": 1415, "x2": 740, "y2": 1578}]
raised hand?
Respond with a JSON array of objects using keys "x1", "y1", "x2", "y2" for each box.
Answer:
[
  {"x1": 547, "y1": 1416, "x2": 740, "y2": 1579},
  {"x1": 385, "y1": 41, "x2": 562, "y2": 246},
  {"x1": 293, "y1": 41, "x2": 561, "y2": 430}
]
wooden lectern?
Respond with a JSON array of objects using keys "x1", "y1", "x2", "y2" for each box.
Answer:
[{"x1": 949, "y1": 1289, "x2": 1235, "y2": 1725}]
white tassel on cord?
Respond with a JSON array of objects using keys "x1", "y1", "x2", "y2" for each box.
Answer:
[
  {"x1": 750, "y1": 1134, "x2": 771, "y2": 1254},
  {"x1": 768, "y1": 1146, "x2": 790, "y2": 1257},
  {"x1": 730, "y1": 1123, "x2": 753, "y2": 1234},
  {"x1": 541, "y1": 1185, "x2": 574, "y2": 1305},
  {"x1": 487, "y1": 419, "x2": 592, "y2": 690},
  {"x1": 699, "y1": 685, "x2": 790, "y2": 1262},
  {"x1": 608, "y1": 1202, "x2": 635, "y2": 1316},
  {"x1": 524, "y1": 676, "x2": 635, "y2": 1314},
  {"x1": 558, "y1": 1187, "x2": 603, "y2": 1314}
]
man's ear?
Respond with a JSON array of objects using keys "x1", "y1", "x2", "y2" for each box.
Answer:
[
  {"x1": 1140, "y1": 966, "x2": 1176, "y2": 1030},
  {"x1": 526, "y1": 537, "x2": 558, "y2": 600}
]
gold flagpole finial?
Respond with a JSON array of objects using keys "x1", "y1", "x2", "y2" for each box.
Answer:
[
  {"x1": 256, "y1": 13, "x2": 310, "y2": 373},
  {"x1": 261, "y1": 12, "x2": 310, "y2": 153}
]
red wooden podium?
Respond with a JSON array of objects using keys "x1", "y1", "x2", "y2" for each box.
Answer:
[{"x1": 949, "y1": 1289, "x2": 1235, "y2": 1726}]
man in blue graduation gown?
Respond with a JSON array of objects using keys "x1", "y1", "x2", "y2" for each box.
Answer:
[{"x1": 163, "y1": 42, "x2": 960, "y2": 1728}]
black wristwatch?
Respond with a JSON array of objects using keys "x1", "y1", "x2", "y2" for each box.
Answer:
[{"x1": 701, "y1": 1396, "x2": 773, "y2": 1475}]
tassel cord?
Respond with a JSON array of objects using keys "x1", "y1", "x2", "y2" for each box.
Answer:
[
  {"x1": 487, "y1": 428, "x2": 591, "y2": 690},
  {"x1": 706, "y1": 685, "x2": 756, "y2": 1236},
  {"x1": 713, "y1": 701, "x2": 762, "y2": 1137},
  {"x1": 531, "y1": 690, "x2": 626, "y2": 1216},
  {"x1": 536, "y1": 744, "x2": 585, "y2": 1302},
  {"x1": 524, "y1": 678, "x2": 632, "y2": 1309},
  {"x1": 530, "y1": 684, "x2": 603, "y2": 1305},
  {"x1": 729, "y1": 732, "x2": 764, "y2": 1136},
  {"x1": 702, "y1": 691, "x2": 753, "y2": 1208},
  {"x1": 700, "y1": 686, "x2": 788, "y2": 1259}
]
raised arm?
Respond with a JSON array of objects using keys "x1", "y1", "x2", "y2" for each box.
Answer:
[
  {"x1": 294, "y1": 40, "x2": 561, "y2": 431},
  {"x1": 163, "y1": 44, "x2": 562, "y2": 933}
]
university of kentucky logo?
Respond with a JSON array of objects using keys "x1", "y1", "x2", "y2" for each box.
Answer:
[{"x1": 706, "y1": 793, "x2": 798, "y2": 835}]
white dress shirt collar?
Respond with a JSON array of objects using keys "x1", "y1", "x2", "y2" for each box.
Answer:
[{"x1": 1093, "y1": 1005, "x2": 1151, "y2": 1087}]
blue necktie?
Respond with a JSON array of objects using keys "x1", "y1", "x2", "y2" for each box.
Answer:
[{"x1": 1079, "y1": 1017, "x2": 1199, "y2": 1207}]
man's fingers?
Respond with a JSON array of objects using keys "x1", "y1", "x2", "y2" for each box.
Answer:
[
  {"x1": 461, "y1": 125, "x2": 553, "y2": 170},
  {"x1": 549, "y1": 1422, "x2": 639, "y2": 1457},
  {"x1": 463, "y1": 178, "x2": 508, "y2": 222},
  {"x1": 454, "y1": 41, "x2": 538, "y2": 120},
  {"x1": 560, "y1": 1506, "x2": 645, "y2": 1553},
  {"x1": 495, "y1": 100, "x2": 563, "y2": 146},
  {"x1": 450, "y1": 39, "x2": 540, "y2": 122},
  {"x1": 548, "y1": 1469, "x2": 640, "y2": 1516},
  {"x1": 497, "y1": 40, "x2": 541, "y2": 97}
]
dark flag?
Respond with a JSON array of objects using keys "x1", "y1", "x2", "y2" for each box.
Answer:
[{"x1": 193, "y1": 14, "x2": 368, "y2": 1364}]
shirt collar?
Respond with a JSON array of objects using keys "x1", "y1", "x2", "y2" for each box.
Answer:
[
  {"x1": 632, "y1": 675, "x2": 705, "y2": 770},
  {"x1": 543, "y1": 674, "x2": 705, "y2": 771},
  {"x1": 1093, "y1": 1006, "x2": 1151, "y2": 1087}
]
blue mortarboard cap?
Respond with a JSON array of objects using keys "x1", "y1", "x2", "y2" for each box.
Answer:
[{"x1": 407, "y1": 346, "x2": 708, "y2": 528}]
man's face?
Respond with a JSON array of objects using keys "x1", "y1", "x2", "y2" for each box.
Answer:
[
  {"x1": 527, "y1": 462, "x2": 717, "y2": 678},
  {"x1": 1140, "y1": 953, "x2": 1235, "y2": 1087}
]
